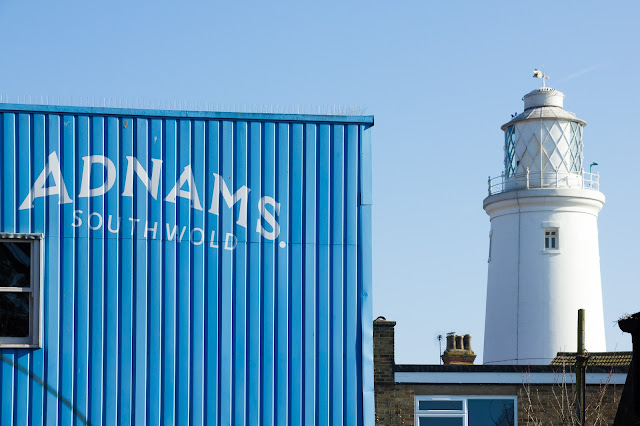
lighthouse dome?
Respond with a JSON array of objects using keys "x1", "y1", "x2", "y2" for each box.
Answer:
[
  {"x1": 524, "y1": 87, "x2": 564, "y2": 109},
  {"x1": 501, "y1": 88, "x2": 586, "y2": 130}
]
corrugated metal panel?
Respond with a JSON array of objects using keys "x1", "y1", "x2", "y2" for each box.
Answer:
[{"x1": 0, "y1": 105, "x2": 374, "y2": 426}]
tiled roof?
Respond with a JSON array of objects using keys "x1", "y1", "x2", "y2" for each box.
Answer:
[{"x1": 550, "y1": 352, "x2": 632, "y2": 367}]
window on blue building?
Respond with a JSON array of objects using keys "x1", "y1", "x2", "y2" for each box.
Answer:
[{"x1": 0, "y1": 234, "x2": 42, "y2": 348}]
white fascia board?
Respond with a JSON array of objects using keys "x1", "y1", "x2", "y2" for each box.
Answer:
[{"x1": 394, "y1": 371, "x2": 626, "y2": 385}]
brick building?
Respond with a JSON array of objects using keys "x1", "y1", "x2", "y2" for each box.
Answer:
[{"x1": 374, "y1": 319, "x2": 629, "y2": 425}]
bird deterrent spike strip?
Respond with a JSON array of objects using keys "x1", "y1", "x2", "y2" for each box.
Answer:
[{"x1": 0, "y1": 94, "x2": 368, "y2": 116}]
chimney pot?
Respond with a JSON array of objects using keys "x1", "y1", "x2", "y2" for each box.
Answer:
[
  {"x1": 442, "y1": 332, "x2": 477, "y2": 365},
  {"x1": 455, "y1": 335, "x2": 463, "y2": 350},
  {"x1": 446, "y1": 334, "x2": 455, "y2": 350},
  {"x1": 463, "y1": 334, "x2": 472, "y2": 351}
]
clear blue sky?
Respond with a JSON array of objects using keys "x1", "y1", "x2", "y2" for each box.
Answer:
[{"x1": 1, "y1": 1, "x2": 638, "y2": 364}]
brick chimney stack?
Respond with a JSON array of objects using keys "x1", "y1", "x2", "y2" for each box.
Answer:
[
  {"x1": 373, "y1": 317, "x2": 396, "y2": 384},
  {"x1": 441, "y1": 333, "x2": 477, "y2": 365},
  {"x1": 373, "y1": 318, "x2": 416, "y2": 425}
]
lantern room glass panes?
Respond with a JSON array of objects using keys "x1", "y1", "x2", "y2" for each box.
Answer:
[
  {"x1": 569, "y1": 122, "x2": 583, "y2": 172},
  {"x1": 504, "y1": 125, "x2": 516, "y2": 177}
]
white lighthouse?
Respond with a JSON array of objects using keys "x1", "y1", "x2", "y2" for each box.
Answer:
[{"x1": 483, "y1": 76, "x2": 606, "y2": 365}]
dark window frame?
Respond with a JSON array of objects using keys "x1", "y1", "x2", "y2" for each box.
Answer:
[{"x1": 0, "y1": 233, "x2": 43, "y2": 348}]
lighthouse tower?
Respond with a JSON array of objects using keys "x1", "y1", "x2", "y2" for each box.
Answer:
[{"x1": 483, "y1": 78, "x2": 606, "y2": 365}]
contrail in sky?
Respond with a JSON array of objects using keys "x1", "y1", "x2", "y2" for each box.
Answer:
[{"x1": 558, "y1": 66, "x2": 598, "y2": 82}]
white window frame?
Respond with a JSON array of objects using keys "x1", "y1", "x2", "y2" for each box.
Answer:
[
  {"x1": 541, "y1": 222, "x2": 561, "y2": 254},
  {"x1": 544, "y1": 229, "x2": 558, "y2": 250},
  {"x1": 0, "y1": 233, "x2": 43, "y2": 348},
  {"x1": 415, "y1": 395, "x2": 518, "y2": 426}
]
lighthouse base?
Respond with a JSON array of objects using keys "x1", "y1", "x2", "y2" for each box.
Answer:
[{"x1": 483, "y1": 188, "x2": 606, "y2": 365}]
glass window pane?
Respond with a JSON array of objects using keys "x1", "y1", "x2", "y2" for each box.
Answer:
[
  {"x1": 467, "y1": 399, "x2": 515, "y2": 426},
  {"x1": 551, "y1": 238, "x2": 556, "y2": 249},
  {"x1": 0, "y1": 242, "x2": 31, "y2": 287},
  {"x1": 0, "y1": 293, "x2": 30, "y2": 337},
  {"x1": 419, "y1": 416, "x2": 464, "y2": 426},
  {"x1": 418, "y1": 400, "x2": 463, "y2": 411},
  {"x1": 504, "y1": 126, "x2": 517, "y2": 177},
  {"x1": 545, "y1": 238, "x2": 549, "y2": 249}
]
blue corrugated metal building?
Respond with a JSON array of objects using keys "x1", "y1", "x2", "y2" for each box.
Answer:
[{"x1": 0, "y1": 104, "x2": 374, "y2": 425}]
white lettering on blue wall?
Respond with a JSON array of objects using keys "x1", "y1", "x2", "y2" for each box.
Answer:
[
  {"x1": 19, "y1": 152, "x2": 72, "y2": 209},
  {"x1": 70, "y1": 210, "x2": 255, "y2": 250},
  {"x1": 21, "y1": 151, "x2": 283, "y2": 244}
]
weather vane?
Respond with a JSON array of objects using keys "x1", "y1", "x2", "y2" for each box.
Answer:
[{"x1": 533, "y1": 66, "x2": 550, "y2": 87}]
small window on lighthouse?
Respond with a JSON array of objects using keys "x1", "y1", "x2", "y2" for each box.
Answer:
[{"x1": 545, "y1": 229, "x2": 558, "y2": 250}]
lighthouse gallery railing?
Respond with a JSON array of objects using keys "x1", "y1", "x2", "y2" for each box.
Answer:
[{"x1": 488, "y1": 169, "x2": 600, "y2": 196}]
